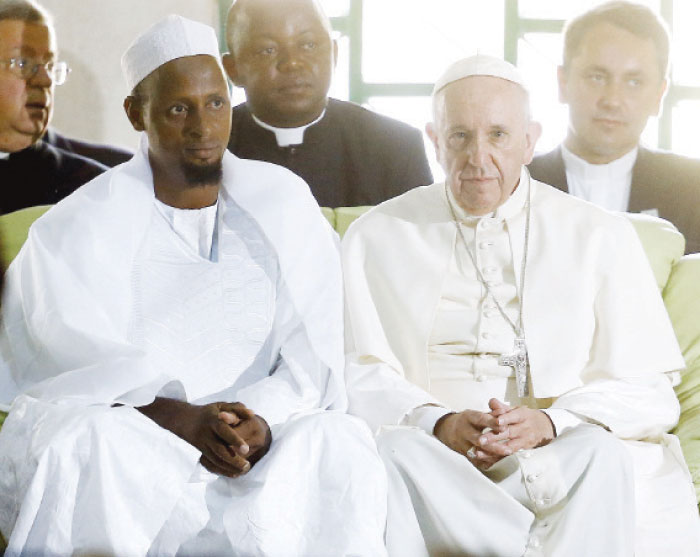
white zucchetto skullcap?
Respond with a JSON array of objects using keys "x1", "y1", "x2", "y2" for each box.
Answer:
[
  {"x1": 121, "y1": 14, "x2": 220, "y2": 91},
  {"x1": 433, "y1": 54, "x2": 528, "y2": 96}
]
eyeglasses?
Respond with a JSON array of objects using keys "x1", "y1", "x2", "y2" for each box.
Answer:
[{"x1": 0, "y1": 57, "x2": 70, "y2": 85}]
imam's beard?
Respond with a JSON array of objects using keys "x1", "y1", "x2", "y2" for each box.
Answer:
[{"x1": 182, "y1": 160, "x2": 224, "y2": 187}]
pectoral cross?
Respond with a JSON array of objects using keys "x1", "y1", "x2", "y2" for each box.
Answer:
[{"x1": 498, "y1": 337, "x2": 529, "y2": 398}]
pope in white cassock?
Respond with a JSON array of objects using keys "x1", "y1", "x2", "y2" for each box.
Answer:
[
  {"x1": 0, "y1": 15, "x2": 387, "y2": 556},
  {"x1": 342, "y1": 55, "x2": 700, "y2": 557}
]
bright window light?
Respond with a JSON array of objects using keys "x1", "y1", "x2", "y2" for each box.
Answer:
[
  {"x1": 366, "y1": 96, "x2": 442, "y2": 180},
  {"x1": 672, "y1": 0, "x2": 700, "y2": 85},
  {"x1": 320, "y1": 0, "x2": 697, "y2": 158},
  {"x1": 320, "y1": 0, "x2": 350, "y2": 18},
  {"x1": 518, "y1": 0, "x2": 659, "y2": 20},
  {"x1": 672, "y1": 101, "x2": 700, "y2": 157},
  {"x1": 362, "y1": 0, "x2": 504, "y2": 84},
  {"x1": 517, "y1": 33, "x2": 567, "y2": 154}
]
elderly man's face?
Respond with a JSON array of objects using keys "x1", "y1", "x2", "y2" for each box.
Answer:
[
  {"x1": 132, "y1": 56, "x2": 232, "y2": 187},
  {"x1": 223, "y1": 0, "x2": 336, "y2": 127},
  {"x1": 558, "y1": 22, "x2": 666, "y2": 164},
  {"x1": 427, "y1": 76, "x2": 540, "y2": 216},
  {"x1": 0, "y1": 19, "x2": 55, "y2": 152}
]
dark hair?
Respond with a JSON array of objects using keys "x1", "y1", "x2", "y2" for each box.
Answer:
[
  {"x1": 0, "y1": 0, "x2": 51, "y2": 25},
  {"x1": 562, "y1": 1, "x2": 669, "y2": 78}
]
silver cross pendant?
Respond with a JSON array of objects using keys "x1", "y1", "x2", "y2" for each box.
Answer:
[{"x1": 498, "y1": 337, "x2": 530, "y2": 398}]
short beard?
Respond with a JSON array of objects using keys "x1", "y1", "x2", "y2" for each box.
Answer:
[{"x1": 182, "y1": 160, "x2": 223, "y2": 187}]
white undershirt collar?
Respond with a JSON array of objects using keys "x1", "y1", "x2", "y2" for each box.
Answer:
[
  {"x1": 251, "y1": 109, "x2": 326, "y2": 147},
  {"x1": 0, "y1": 151, "x2": 10, "y2": 160},
  {"x1": 561, "y1": 143, "x2": 638, "y2": 180},
  {"x1": 561, "y1": 144, "x2": 637, "y2": 212},
  {"x1": 153, "y1": 197, "x2": 219, "y2": 260}
]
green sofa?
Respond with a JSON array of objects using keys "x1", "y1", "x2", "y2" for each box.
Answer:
[{"x1": 0, "y1": 205, "x2": 697, "y2": 548}]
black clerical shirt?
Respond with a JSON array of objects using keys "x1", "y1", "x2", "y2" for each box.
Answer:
[
  {"x1": 0, "y1": 140, "x2": 107, "y2": 215},
  {"x1": 228, "y1": 99, "x2": 433, "y2": 207}
]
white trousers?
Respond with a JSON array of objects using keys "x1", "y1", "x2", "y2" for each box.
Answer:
[
  {"x1": 625, "y1": 435, "x2": 700, "y2": 557},
  {"x1": 0, "y1": 396, "x2": 388, "y2": 557},
  {"x1": 378, "y1": 423, "x2": 636, "y2": 557}
]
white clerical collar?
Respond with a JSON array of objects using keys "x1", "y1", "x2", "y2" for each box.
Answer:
[
  {"x1": 561, "y1": 143, "x2": 638, "y2": 180},
  {"x1": 251, "y1": 109, "x2": 326, "y2": 147},
  {"x1": 0, "y1": 151, "x2": 10, "y2": 160},
  {"x1": 446, "y1": 166, "x2": 530, "y2": 222}
]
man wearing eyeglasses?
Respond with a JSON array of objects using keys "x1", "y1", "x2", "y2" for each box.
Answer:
[{"x1": 0, "y1": 0, "x2": 121, "y2": 215}]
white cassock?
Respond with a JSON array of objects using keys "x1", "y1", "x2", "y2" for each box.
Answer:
[
  {"x1": 0, "y1": 138, "x2": 387, "y2": 556},
  {"x1": 342, "y1": 169, "x2": 700, "y2": 557}
]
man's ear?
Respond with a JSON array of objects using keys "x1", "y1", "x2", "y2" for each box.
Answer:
[
  {"x1": 557, "y1": 65, "x2": 569, "y2": 104},
  {"x1": 222, "y1": 52, "x2": 243, "y2": 87},
  {"x1": 523, "y1": 120, "x2": 542, "y2": 165},
  {"x1": 124, "y1": 96, "x2": 145, "y2": 132},
  {"x1": 651, "y1": 78, "x2": 668, "y2": 117},
  {"x1": 426, "y1": 122, "x2": 440, "y2": 161}
]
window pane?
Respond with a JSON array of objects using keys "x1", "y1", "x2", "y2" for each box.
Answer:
[
  {"x1": 363, "y1": 0, "x2": 504, "y2": 84},
  {"x1": 366, "y1": 96, "x2": 442, "y2": 181},
  {"x1": 518, "y1": 0, "x2": 659, "y2": 20},
  {"x1": 518, "y1": 33, "x2": 566, "y2": 153},
  {"x1": 518, "y1": 0, "x2": 592, "y2": 20},
  {"x1": 230, "y1": 85, "x2": 246, "y2": 107},
  {"x1": 321, "y1": 0, "x2": 350, "y2": 18},
  {"x1": 672, "y1": 100, "x2": 700, "y2": 157},
  {"x1": 672, "y1": 0, "x2": 700, "y2": 86},
  {"x1": 329, "y1": 35, "x2": 350, "y2": 100},
  {"x1": 640, "y1": 116, "x2": 659, "y2": 150}
]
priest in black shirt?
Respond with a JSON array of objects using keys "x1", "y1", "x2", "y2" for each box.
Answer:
[
  {"x1": 0, "y1": 1, "x2": 113, "y2": 215},
  {"x1": 222, "y1": 0, "x2": 433, "y2": 208}
]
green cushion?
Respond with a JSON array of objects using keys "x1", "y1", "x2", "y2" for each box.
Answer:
[
  {"x1": 0, "y1": 205, "x2": 52, "y2": 266},
  {"x1": 0, "y1": 413, "x2": 4, "y2": 547},
  {"x1": 334, "y1": 206, "x2": 372, "y2": 238},
  {"x1": 320, "y1": 207, "x2": 336, "y2": 229},
  {"x1": 664, "y1": 254, "x2": 700, "y2": 504},
  {"x1": 625, "y1": 213, "x2": 684, "y2": 290},
  {"x1": 0, "y1": 206, "x2": 43, "y2": 547}
]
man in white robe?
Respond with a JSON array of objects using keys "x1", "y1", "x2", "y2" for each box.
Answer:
[
  {"x1": 342, "y1": 55, "x2": 700, "y2": 556},
  {"x1": 0, "y1": 15, "x2": 387, "y2": 556}
]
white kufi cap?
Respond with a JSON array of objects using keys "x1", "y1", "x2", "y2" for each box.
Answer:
[
  {"x1": 433, "y1": 54, "x2": 527, "y2": 96},
  {"x1": 121, "y1": 14, "x2": 220, "y2": 91}
]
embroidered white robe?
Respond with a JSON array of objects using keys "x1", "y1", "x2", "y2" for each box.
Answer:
[{"x1": 0, "y1": 140, "x2": 387, "y2": 556}]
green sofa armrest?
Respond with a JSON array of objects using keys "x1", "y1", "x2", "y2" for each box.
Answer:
[
  {"x1": 0, "y1": 412, "x2": 4, "y2": 547},
  {"x1": 626, "y1": 212, "x2": 684, "y2": 289},
  {"x1": 664, "y1": 254, "x2": 700, "y2": 505},
  {"x1": 320, "y1": 207, "x2": 336, "y2": 229},
  {"x1": 0, "y1": 205, "x2": 52, "y2": 266},
  {"x1": 0, "y1": 206, "x2": 45, "y2": 551},
  {"x1": 321, "y1": 207, "x2": 372, "y2": 238}
]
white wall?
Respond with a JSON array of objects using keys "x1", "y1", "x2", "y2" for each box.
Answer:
[{"x1": 41, "y1": 0, "x2": 221, "y2": 150}]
